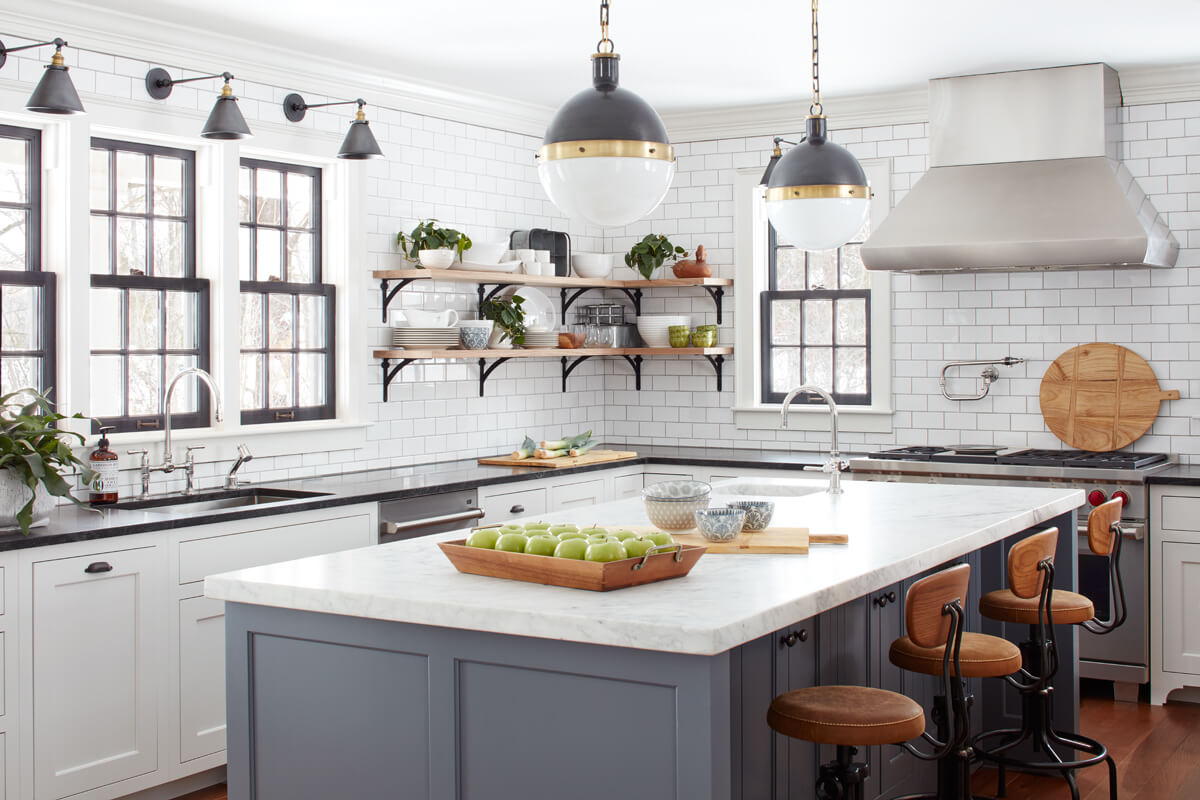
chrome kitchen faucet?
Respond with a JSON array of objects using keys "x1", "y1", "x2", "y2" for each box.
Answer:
[
  {"x1": 127, "y1": 368, "x2": 223, "y2": 498},
  {"x1": 780, "y1": 384, "x2": 846, "y2": 495}
]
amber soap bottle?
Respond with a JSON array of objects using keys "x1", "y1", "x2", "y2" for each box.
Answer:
[{"x1": 89, "y1": 426, "x2": 119, "y2": 505}]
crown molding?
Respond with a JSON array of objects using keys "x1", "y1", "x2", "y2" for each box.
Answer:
[
  {"x1": 0, "y1": 0, "x2": 555, "y2": 137},
  {"x1": 1117, "y1": 62, "x2": 1200, "y2": 106},
  {"x1": 661, "y1": 87, "x2": 930, "y2": 143}
]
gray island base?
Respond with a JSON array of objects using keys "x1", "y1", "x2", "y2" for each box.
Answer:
[{"x1": 211, "y1": 479, "x2": 1082, "y2": 800}]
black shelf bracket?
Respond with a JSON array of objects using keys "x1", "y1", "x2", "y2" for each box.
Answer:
[
  {"x1": 380, "y1": 357, "x2": 416, "y2": 401},
  {"x1": 477, "y1": 283, "x2": 516, "y2": 311},
  {"x1": 702, "y1": 286, "x2": 726, "y2": 324},
  {"x1": 478, "y1": 357, "x2": 512, "y2": 397},
  {"x1": 561, "y1": 355, "x2": 593, "y2": 392},
  {"x1": 621, "y1": 354, "x2": 644, "y2": 390},
  {"x1": 379, "y1": 278, "x2": 419, "y2": 323},
  {"x1": 703, "y1": 354, "x2": 726, "y2": 392},
  {"x1": 560, "y1": 287, "x2": 593, "y2": 317},
  {"x1": 617, "y1": 287, "x2": 644, "y2": 316}
]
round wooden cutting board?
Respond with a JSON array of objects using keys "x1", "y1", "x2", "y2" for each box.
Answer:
[{"x1": 1039, "y1": 343, "x2": 1180, "y2": 452}]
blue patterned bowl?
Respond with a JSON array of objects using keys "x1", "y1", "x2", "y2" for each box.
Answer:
[
  {"x1": 694, "y1": 507, "x2": 747, "y2": 542},
  {"x1": 727, "y1": 500, "x2": 775, "y2": 531},
  {"x1": 643, "y1": 480, "x2": 711, "y2": 501},
  {"x1": 459, "y1": 325, "x2": 491, "y2": 350}
]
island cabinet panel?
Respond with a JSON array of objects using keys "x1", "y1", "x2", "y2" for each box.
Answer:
[{"x1": 776, "y1": 622, "x2": 818, "y2": 800}]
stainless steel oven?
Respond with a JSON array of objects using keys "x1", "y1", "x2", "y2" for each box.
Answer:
[
  {"x1": 1076, "y1": 517, "x2": 1147, "y2": 698},
  {"x1": 378, "y1": 489, "x2": 483, "y2": 544}
]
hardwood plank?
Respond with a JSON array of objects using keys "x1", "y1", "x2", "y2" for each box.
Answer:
[
  {"x1": 371, "y1": 267, "x2": 732, "y2": 289},
  {"x1": 372, "y1": 346, "x2": 733, "y2": 359}
]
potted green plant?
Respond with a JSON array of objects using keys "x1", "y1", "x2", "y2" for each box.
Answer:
[
  {"x1": 479, "y1": 296, "x2": 526, "y2": 348},
  {"x1": 396, "y1": 219, "x2": 473, "y2": 267},
  {"x1": 624, "y1": 234, "x2": 688, "y2": 280},
  {"x1": 0, "y1": 389, "x2": 97, "y2": 534}
]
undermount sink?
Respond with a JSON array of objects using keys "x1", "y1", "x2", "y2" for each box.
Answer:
[
  {"x1": 111, "y1": 488, "x2": 331, "y2": 514},
  {"x1": 713, "y1": 479, "x2": 825, "y2": 498}
]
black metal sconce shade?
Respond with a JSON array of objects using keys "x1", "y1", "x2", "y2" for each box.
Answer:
[
  {"x1": 145, "y1": 67, "x2": 252, "y2": 139},
  {"x1": 0, "y1": 37, "x2": 85, "y2": 114},
  {"x1": 765, "y1": 117, "x2": 868, "y2": 196},
  {"x1": 760, "y1": 137, "x2": 796, "y2": 186},
  {"x1": 283, "y1": 93, "x2": 384, "y2": 160}
]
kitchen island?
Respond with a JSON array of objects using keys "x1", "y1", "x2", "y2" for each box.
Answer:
[{"x1": 206, "y1": 477, "x2": 1082, "y2": 800}]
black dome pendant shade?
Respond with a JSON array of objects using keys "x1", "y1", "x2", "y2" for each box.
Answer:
[
  {"x1": 283, "y1": 94, "x2": 384, "y2": 160},
  {"x1": 765, "y1": 117, "x2": 868, "y2": 202},
  {"x1": 0, "y1": 37, "x2": 85, "y2": 114},
  {"x1": 145, "y1": 68, "x2": 252, "y2": 140}
]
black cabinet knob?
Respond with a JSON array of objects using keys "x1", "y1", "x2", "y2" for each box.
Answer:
[
  {"x1": 510, "y1": 505, "x2": 525, "y2": 514},
  {"x1": 873, "y1": 591, "x2": 897, "y2": 608},
  {"x1": 84, "y1": 562, "x2": 113, "y2": 574},
  {"x1": 781, "y1": 629, "x2": 809, "y2": 647}
]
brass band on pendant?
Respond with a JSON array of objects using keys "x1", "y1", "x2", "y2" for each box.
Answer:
[
  {"x1": 765, "y1": 184, "x2": 870, "y2": 201},
  {"x1": 537, "y1": 140, "x2": 675, "y2": 162}
]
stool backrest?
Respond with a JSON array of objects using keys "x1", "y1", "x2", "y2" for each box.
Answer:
[
  {"x1": 1086, "y1": 498, "x2": 1122, "y2": 557},
  {"x1": 905, "y1": 563, "x2": 971, "y2": 648},
  {"x1": 1007, "y1": 528, "x2": 1058, "y2": 599}
]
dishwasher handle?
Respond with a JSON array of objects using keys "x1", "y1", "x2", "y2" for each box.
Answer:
[{"x1": 380, "y1": 508, "x2": 486, "y2": 537}]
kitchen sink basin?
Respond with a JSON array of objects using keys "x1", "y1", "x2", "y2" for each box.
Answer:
[
  {"x1": 714, "y1": 479, "x2": 825, "y2": 498},
  {"x1": 111, "y1": 488, "x2": 332, "y2": 514}
]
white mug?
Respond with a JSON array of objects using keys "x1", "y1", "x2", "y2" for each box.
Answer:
[
  {"x1": 404, "y1": 308, "x2": 459, "y2": 327},
  {"x1": 522, "y1": 260, "x2": 541, "y2": 276},
  {"x1": 534, "y1": 250, "x2": 551, "y2": 262},
  {"x1": 514, "y1": 248, "x2": 535, "y2": 264}
]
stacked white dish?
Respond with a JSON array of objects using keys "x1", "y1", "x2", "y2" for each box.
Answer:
[
  {"x1": 635, "y1": 314, "x2": 691, "y2": 348},
  {"x1": 454, "y1": 241, "x2": 522, "y2": 273},
  {"x1": 391, "y1": 327, "x2": 461, "y2": 349},
  {"x1": 523, "y1": 331, "x2": 560, "y2": 348}
]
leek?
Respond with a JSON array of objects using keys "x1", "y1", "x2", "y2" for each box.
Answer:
[
  {"x1": 535, "y1": 447, "x2": 570, "y2": 459},
  {"x1": 539, "y1": 430, "x2": 592, "y2": 450},
  {"x1": 569, "y1": 439, "x2": 598, "y2": 457},
  {"x1": 511, "y1": 435, "x2": 536, "y2": 459}
]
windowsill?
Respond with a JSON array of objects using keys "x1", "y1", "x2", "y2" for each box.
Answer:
[
  {"x1": 732, "y1": 404, "x2": 894, "y2": 433},
  {"x1": 81, "y1": 418, "x2": 370, "y2": 463}
]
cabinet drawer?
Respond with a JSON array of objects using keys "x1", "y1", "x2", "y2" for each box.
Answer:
[
  {"x1": 612, "y1": 473, "x2": 643, "y2": 500},
  {"x1": 480, "y1": 487, "x2": 547, "y2": 523},
  {"x1": 643, "y1": 472, "x2": 694, "y2": 485},
  {"x1": 1160, "y1": 495, "x2": 1200, "y2": 533},
  {"x1": 550, "y1": 478, "x2": 605, "y2": 511},
  {"x1": 178, "y1": 513, "x2": 371, "y2": 584}
]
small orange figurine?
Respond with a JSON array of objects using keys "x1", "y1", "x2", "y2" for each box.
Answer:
[{"x1": 672, "y1": 244, "x2": 712, "y2": 278}]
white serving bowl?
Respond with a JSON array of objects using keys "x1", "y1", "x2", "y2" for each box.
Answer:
[
  {"x1": 572, "y1": 253, "x2": 620, "y2": 279},
  {"x1": 418, "y1": 249, "x2": 455, "y2": 269},
  {"x1": 466, "y1": 241, "x2": 508, "y2": 265},
  {"x1": 643, "y1": 479, "x2": 711, "y2": 501},
  {"x1": 636, "y1": 315, "x2": 692, "y2": 347}
]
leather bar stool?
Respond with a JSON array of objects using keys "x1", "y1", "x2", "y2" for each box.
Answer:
[
  {"x1": 887, "y1": 563, "x2": 1022, "y2": 800},
  {"x1": 973, "y1": 501, "x2": 1126, "y2": 800}
]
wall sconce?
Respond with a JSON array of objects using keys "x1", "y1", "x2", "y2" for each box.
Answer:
[
  {"x1": 0, "y1": 36, "x2": 85, "y2": 114},
  {"x1": 282, "y1": 93, "x2": 383, "y2": 160},
  {"x1": 145, "y1": 67, "x2": 251, "y2": 140},
  {"x1": 760, "y1": 137, "x2": 797, "y2": 185}
]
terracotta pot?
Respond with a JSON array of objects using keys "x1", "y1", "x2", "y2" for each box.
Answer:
[
  {"x1": 0, "y1": 469, "x2": 55, "y2": 531},
  {"x1": 672, "y1": 244, "x2": 712, "y2": 278}
]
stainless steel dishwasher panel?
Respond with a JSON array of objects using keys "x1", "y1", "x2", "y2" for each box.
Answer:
[{"x1": 378, "y1": 489, "x2": 483, "y2": 543}]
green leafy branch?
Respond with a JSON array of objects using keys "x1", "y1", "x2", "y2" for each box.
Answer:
[
  {"x1": 396, "y1": 219, "x2": 473, "y2": 263},
  {"x1": 479, "y1": 295, "x2": 527, "y2": 346},
  {"x1": 624, "y1": 234, "x2": 688, "y2": 280}
]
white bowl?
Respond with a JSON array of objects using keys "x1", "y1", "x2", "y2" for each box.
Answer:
[
  {"x1": 636, "y1": 315, "x2": 692, "y2": 347},
  {"x1": 466, "y1": 241, "x2": 508, "y2": 265},
  {"x1": 572, "y1": 253, "x2": 620, "y2": 279},
  {"x1": 418, "y1": 249, "x2": 455, "y2": 269},
  {"x1": 643, "y1": 479, "x2": 711, "y2": 500}
]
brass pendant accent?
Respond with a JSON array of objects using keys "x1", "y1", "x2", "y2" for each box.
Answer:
[
  {"x1": 537, "y1": 139, "x2": 675, "y2": 162},
  {"x1": 766, "y1": 184, "x2": 870, "y2": 201}
]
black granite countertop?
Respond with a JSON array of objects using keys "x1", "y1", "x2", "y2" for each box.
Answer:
[
  {"x1": 0, "y1": 445, "x2": 836, "y2": 552},
  {"x1": 1147, "y1": 464, "x2": 1200, "y2": 486}
]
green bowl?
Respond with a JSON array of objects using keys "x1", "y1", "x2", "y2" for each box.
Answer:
[
  {"x1": 691, "y1": 328, "x2": 717, "y2": 347},
  {"x1": 668, "y1": 325, "x2": 691, "y2": 348}
]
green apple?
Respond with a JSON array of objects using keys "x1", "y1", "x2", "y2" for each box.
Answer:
[
  {"x1": 557, "y1": 530, "x2": 588, "y2": 541},
  {"x1": 623, "y1": 537, "x2": 656, "y2": 558},
  {"x1": 550, "y1": 523, "x2": 578, "y2": 535},
  {"x1": 585, "y1": 540, "x2": 628, "y2": 562},
  {"x1": 499, "y1": 523, "x2": 525, "y2": 535},
  {"x1": 524, "y1": 534, "x2": 559, "y2": 557},
  {"x1": 580, "y1": 526, "x2": 609, "y2": 537},
  {"x1": 611, "y1": 529, "x2": 637, "y2": 541},
  {"x1": 554, "y1": 538, "x2": 589, "y2": 559},
  {"x1": 523, "y1": 521, "x2": 552, "y2": 532},
  {"x1": 495, "y1": 533, "x2": 529, "y2": 553},
  {"x1": 465, "y1": 529, "x2": 501, "y2": 549},
  {"x1": 587, "y1": 534, "x2": 611, "y2": 544},
  {"x1": 645, "y1": 531, "x2": 675, "y2": 547}
]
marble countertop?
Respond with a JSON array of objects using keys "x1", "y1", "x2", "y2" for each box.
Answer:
[{"x1": 205, "y1": 477, "x2": 1083, "y2": 656}]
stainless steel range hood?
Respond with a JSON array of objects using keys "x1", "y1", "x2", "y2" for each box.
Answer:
[{"x1": 861, "y1": 64, "x2": 1178, "y2": 273}]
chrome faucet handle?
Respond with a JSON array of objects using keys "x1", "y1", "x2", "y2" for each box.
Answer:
[
  {"x1": 185, "y1": 445, "x2": 205, "y2": 460},
  {"x1": 126, "y1": 449, "x2": 151, "y2": 499},
  {"x1": 183, "y1": 446, "x2": 204, "y2": 495}
]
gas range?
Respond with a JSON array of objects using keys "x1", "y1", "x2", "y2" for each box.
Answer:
[{"x1": 850, "y1": 446, "x2": 1174, "y2": 484}]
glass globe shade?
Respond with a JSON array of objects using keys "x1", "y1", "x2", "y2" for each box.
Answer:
[
  {"x1": 538, "y1": 156, "x2": 674, "y2": 229},
  {"x1": 766, "y1": 196, "x2": 869, "y2": 252}
]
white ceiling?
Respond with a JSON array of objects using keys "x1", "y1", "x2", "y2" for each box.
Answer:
[{"x1": 28, "y1": 0, "x2": 1200, "y2": 114}]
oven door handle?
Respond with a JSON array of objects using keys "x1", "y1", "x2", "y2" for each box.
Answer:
[
  {"x1": 380, "y1": 508, "x2": 486, "y2": 537},
  {"x1": 1077, "y1": 521, "x2": 1144, "y2": 542}
]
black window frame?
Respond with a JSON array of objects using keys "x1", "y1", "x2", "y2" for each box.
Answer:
[
  {"x1": 88, "y1": 137, "x2": 209, "y2": 433},
  {"x1": 760, "y1": 224, "x2": 872, "y2": 406},
  {"x1": 238, "y1": 158, "x2": 334, "y2": 424},
  {"x1": 0, "y1": 124, "x2": 56, "y2": 400}
]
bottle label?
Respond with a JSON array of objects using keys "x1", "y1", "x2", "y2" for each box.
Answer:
[{"x1": 93, "y1": 461, "x2": 118, "y2": 493}]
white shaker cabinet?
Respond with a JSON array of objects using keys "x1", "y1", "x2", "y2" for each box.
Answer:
[
  {"x1": 29, "y1": 545, "x2": 164, "y2": 800},
  {"x1": 177, "y1": 595, "x2": 227, "y2": 764},
  {"x1": 1150, "y1": 486, "x2": 1200, "y2": 704}
]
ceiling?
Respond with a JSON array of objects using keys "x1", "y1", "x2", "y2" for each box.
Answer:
[{"x1": 25, "y1": 0, "x2": 1200, "y2": 114}]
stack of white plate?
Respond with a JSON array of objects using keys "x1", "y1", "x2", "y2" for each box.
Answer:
[
  {"x1": 523, "y1": 331, "x2": 560, "y2": 348},
  {"x1": 391, "y1": 327, "x2": 461, "y2": 349},
  {"x1": 635, "y1": 315, "x2": 691, "y2": 348}
]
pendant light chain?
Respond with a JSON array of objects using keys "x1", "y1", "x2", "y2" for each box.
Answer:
[
  {"x1": 597, "y1": 0, "x2": 615, "y2": 54},
  {"x1": 810, "y1": 0, "x2": 822, "y2": 116}
]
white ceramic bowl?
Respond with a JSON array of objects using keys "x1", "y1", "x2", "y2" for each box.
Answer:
[
  {"x1": 645, "y1": 495, "x2": 710, "y2": 531},
  {"x1": 466, "y1": 241, "x2": 508, "y2": 265},
  {"x1": 643, "y1": 479, "x2": 711, "y2": 501},
  {"x1": 572, "y1": 253, "x2": 619, "y2": 279},
  {"x1": 636, "y1": 315, "x2": 692, "y2": 348},
  {"x1": 418, "y1": 249, "x2": 455, "y2": 269}
]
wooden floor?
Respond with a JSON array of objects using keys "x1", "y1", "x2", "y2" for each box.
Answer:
[{"x1": 178, "y1": 691, "x2": 1200, "y2": 800}]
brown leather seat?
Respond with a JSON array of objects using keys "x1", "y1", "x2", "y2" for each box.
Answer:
[
  {"x1": 889, "y1": 631, "x2": 1022, "y2": 678},
  {"x1": 978, "y1": 588, "x2": 1095, "y2": 625},
  {"x1": 767, "y1": 685, "x2": 925, "y2": 746}
]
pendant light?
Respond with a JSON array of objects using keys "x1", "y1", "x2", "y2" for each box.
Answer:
[
  {"x1": 0, "y1": 37, "x2": 85, "y2": 114},
  {"x1": 765, "y1": 0, "x2": 869, "y2": 251},
  {"x1": 145, "y1": 68, "x2": 252, "y2": 140},
  {"x1": 282, "y1": 94, "x2": 384, "y2": 160},
  {"x1": 537, "y1": 0, "x2": 674, "y2": 228},
  {"x1": 760, "y1": 137, "x2": 796, "y2": 186}
]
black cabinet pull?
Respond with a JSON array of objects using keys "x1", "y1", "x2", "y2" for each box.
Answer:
[
  {"x1": 510, "y1": 505, "x2": 525, "y2": 514},
  {"x1": 873, "y1": 591, "x2": 897, "y2": 608},
  {"x1": 781, "y1": 629, "x2": 808, "y2": 647},
  {"x1": 84, "y1": 562, "x2": 113, "y2": 574}
]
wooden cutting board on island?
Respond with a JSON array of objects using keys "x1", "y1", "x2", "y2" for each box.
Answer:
[
  {"x1": 623, "y1": 525, "x2": 848, "y2": 554},
  {"x1": 478, "y1": 449, "x2": 638, "y2": 469}
]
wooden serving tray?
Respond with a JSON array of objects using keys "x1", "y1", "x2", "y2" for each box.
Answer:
[
  {"x1": 621, "y1": 525, "x2": 848, "y2": 554},
  {"x1": 478, "y1": 449, "x2": 638, "y2": 469},
  {"x1": 438, "y1": 539, "x2": 705, "y2": 591}
]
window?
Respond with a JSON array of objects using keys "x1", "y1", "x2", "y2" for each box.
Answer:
[
  {"x1": 89, "y1": 138, "x2": 209, "y2": 433},
  {"x1": 0, "y1": 125, "x2": 54, "y2": 398},
  {"x1": 760, "y1": 220, "x2": 872, "y2": 405},
  {"x1": 238, "y1": 159, "x2": 334, "y2": 423}
]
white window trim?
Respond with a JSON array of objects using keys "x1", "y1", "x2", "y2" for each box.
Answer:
[
  {"x1": 731, "y1": 160, "x2": 893, "y2": 433},
  {"x1": 1, "y1": 88, "x2": 368, "y2": 464}
]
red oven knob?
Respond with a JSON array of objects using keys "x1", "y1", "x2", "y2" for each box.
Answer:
[
  {"x1": 1112, "y1": 490, "x2": 1130, "y2": 508},
  {"x1": 1087, "y1": 489, "x2": 1107, "y2": 507}
]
